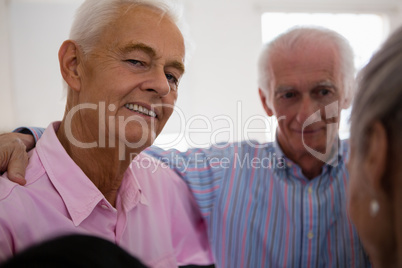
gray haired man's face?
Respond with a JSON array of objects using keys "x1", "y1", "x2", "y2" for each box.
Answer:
[{"x1": 260, "y1": 42, "x2": 344, "y2": 159}]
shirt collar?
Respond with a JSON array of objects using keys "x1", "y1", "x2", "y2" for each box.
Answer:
[{"x1": 118, "y1": 158, "x2": 149, "y2": 212}]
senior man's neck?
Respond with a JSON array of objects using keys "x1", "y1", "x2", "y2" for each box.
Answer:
[
  {"x1": 294, "y1": 155, "x2": 325, "y2": 179},
  {"x1": 279, "y1": 143, "x2": 333, "y2": 180},
  {"x1": 277, "y1": 132, "x2": 340, "y2": 179},
  {"x1": 56, "y1": 120, "x2": 134, "y2": 207}
]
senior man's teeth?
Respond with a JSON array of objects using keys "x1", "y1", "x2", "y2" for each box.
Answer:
[
  {"x1": 125, "y1": 104, "x2": 156, "y2": 118},
  {"x1": 149, "y1": 110, "x2": 156, "y2": 117}
]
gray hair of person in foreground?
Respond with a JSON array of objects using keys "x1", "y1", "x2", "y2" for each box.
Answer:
[
  {"x1": 258, "y1": 26, "x2": 355, "y2": 109},
  {"x1": 350, "y1": 25, "x2": 402, "y2": 159}
]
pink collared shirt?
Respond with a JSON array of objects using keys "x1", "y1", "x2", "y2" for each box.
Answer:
[{"x1": 0, "y1": 122, "x2": 213, "y2": 267}]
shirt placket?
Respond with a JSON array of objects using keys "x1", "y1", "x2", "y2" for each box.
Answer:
[
  {"x1": 301, "y1": 181, "x2": 319, "y2": 268},
  {"x1": 94, "y1": 199, "x2": 119, "y2": 242}
]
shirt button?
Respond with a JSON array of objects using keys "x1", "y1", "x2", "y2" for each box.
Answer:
[
  {"x1": 308, "y1": 232, "x2": 314, "y2": 239},
  {"x1": 308, "y1": 186, "x2": 313, "y2": 194},
  {"x1": 100, "y1": 204, "x2": 109, "y2": 210}
]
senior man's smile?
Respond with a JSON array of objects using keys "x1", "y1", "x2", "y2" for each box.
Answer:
[{"x1": 124, "y1": 103, "x2": 158, "y2": 118}]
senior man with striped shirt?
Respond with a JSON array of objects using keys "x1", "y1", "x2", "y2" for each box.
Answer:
[{"x1": 1, "y1": 27, "x2": 370, "y2": 267}]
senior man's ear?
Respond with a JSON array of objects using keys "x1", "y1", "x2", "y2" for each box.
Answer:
[
  {"x1": 58, "y1": 40, "x2": 82, "y2": 92},
  {"x1": 259, "y1": 88, "x2": 274, "y2": 117}
]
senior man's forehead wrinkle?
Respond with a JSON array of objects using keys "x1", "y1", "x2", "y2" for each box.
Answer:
[{"x1": 275, "y1": 79, "x2": 338, "y2": 90}]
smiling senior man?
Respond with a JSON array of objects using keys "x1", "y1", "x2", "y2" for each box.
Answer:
[{"x1": 0, "y1": 0, "x2": 213, "y2": 267}]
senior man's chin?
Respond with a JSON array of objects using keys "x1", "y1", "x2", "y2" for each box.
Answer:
[
  {"x1": 122, "y1": 124, "x2": 157, "y2": 146},
  {"x1": 287, "y1": 135, "x2": 329, "y2": 157}
]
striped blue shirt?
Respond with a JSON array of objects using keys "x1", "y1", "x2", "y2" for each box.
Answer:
[
  {"x1": 20, "y1": 128, "x2": 371, "y2": 268},
  {"x1": 146, "y1": 140, "x2": 371, "y2": 268}
]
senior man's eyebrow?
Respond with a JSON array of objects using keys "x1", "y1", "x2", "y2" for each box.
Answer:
[
  {"x1": 168, "y1": 60, "x2": 185, "y2": 75},
  {"x1": 119, "y1": 43, "x2": 156, "y2": 57},
  {"x1": 119, "y1": 43, "x2": 185, "y2": 74},
  {"x1": 314, "y1": 80, "x2": 338, "y2": 91},
  {"x1": 315, "y1": 80, "x2": 337, "y2": 89},
  {"x1": 274, "y1": 86, "x2": 295, "y2": 95}
]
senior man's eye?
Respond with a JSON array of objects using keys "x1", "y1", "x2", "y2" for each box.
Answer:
[
  {"x1": 283, "y1": 92, "x2": 296, "y2": 99},
  {"x1": 319, "y1": 88, "x2": 330, "y2": 96},
  {"x1": 126, "y1": 59, "x2": 144, "y2": 66},
  {"x1": 166, "y1": 73, "x2": 179, "y2": 87}
]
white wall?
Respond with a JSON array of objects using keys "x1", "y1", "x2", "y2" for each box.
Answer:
[
  {"x1": 164, "y1": 0, "x2": 266, "y2": 148},
  {"x1": 0, "y1": 0, "x2": 16, "y2": 131},
  {"x1": 2, "y1": 0, "x2": 81, "y2": 132},
  {"x1": 1, "y1": 0, "x2": 402, "y2": 147}
]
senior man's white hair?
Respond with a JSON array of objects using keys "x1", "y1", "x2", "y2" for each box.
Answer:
[
  {"x1": 258, "y1": 26, "x2": 355, "y2": 110},
  {"x1": 70, "y1": 0, "x2": 186, "y2": 56}
]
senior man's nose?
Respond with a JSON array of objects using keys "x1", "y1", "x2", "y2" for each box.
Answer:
[
  {"x1": 141, "y1": 68, "x2": 171, "y2": 97},
  {"x1": 296, "y1": 96, "x2": 320, "y2": 124}
]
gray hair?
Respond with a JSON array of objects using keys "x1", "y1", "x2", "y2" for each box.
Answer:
[
  {"x1": 350, "y1": 25, "x2": 402, "y2": 158},
  {"x1": 69, "y1": 0, "x2": 186, "y2": 56},
  {"x1": 258, "y1": 26, "x2": 355, "y2": 109}
]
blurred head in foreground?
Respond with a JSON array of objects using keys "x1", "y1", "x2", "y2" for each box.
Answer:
[{"x1": 348, "y1": 25, "x2": 402, "y2": 268}]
